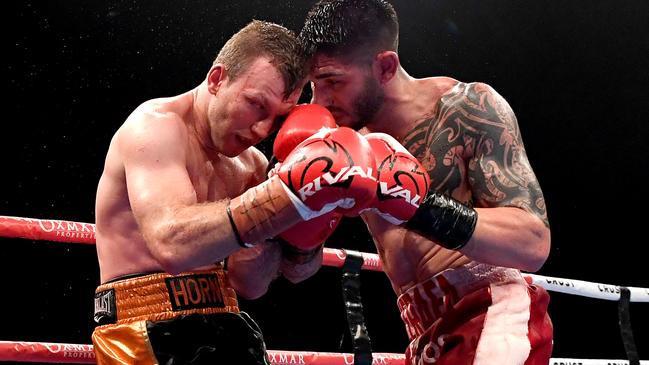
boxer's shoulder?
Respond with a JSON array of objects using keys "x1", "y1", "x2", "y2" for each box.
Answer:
[
  {"x1": 117, "y1": 99, "x2": 189, "y2": 152},
  {"x1": 235, "y1": 147, "x2": 267, "y2": 174},
  {"x1": 211, "y1": 146, "x2": 268, "y2": 192},
  {"x1": 439, "y1": 80, "x2": 505, "y2": 109}
]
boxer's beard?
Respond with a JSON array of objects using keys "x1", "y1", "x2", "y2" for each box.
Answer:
[{"x1": 349, "y1": 75, "x2": 384, "y2": 130}]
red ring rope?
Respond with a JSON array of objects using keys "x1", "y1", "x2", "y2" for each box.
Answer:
[
  {"x1": 0, "y1": 341, "x2": 405, "y2": 364},
  {"x1": 0, "y1": 215, "x2": 383, "y2": 271}
]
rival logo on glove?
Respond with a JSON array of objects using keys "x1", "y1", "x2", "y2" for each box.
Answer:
[
  {"x1": 362, "y1": 132, "x2": 430, "y2": 223},
  {"x1": 297, "y1": 163, "x2": 376, "y2": 201},
  {"x1": 378, "y1": 181, "x2": 422, "y2": 207},
  {"x1": 375, "y1": 157, "x2": 427, "y2": 208},
  {"x1": 276, "y1": 126, "x2": 379, "y2": 217}
]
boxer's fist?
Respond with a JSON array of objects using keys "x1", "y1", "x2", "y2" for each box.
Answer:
[
  {"x1": 274, "y1": 127, "x2": 377, "y2": 218},
  {"x1": 279, "y1": 211, "x2": 342, "y2": 250},
  {"x1": 277, "y1": 211, "x2": 342, "y2": 264},
  {"x1": 273, "y1": 104, "x2": 338, "y2": 162},
  {"x1": 364, "y1": 133, "x2": 429, "y2": 224}
]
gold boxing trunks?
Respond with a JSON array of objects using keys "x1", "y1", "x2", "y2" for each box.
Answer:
[{"x1": 91, "y1": 267, "x2": 270, "y2": 365}]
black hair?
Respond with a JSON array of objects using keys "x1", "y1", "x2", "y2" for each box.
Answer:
[{"x1": 299, "y1": 0, "x2": 399, "y2": 62}]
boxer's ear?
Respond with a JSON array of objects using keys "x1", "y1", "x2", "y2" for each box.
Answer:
[
  {"x1": 373, "y1": 51, "x2": 399, "y2": 85},
  {"x1": 207, "y1": 64, "x2": 227, "y2": 94}
]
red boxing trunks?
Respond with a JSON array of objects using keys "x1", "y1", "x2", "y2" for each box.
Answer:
[
  {"x1": 92, "y1": 267, "x2": 269, "y2": 365},
  {"x1": 397, "y1": 262, "x2": 553, "y2": 365}
]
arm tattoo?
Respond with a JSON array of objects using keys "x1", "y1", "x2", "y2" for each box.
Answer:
[{"x1": 401, "y1": 82, "x2": 549, "y2": 227}]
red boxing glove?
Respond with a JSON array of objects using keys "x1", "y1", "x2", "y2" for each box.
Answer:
[
  {"x1": 277, "y1": 211, "x2": 342, "y2": 263},
  {"x1": 273, "y1": 104, "x2": 338, "y2": 162},
  {"x1": 365, "y1": 133, "x2": 429, "y2": 224},
  {"x1": 279, "y1": 211, "x2": 342, "y2": 250},
  {"x1": 274, "y1": 127, "x2": 377, "y2": 218}
]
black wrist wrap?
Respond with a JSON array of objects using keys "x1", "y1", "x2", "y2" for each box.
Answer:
[
  {"x1": 226, "y1": 203, "x2": 250, "y2": 248},
  {"x1": 405, "y1": 190, "x2": 478, "y2": 250}
]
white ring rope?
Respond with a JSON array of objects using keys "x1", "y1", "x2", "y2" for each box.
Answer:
[
  {"x1": 0, "y1": 215, "x2": 646, "y2": 364},
  {"x1": 1, "y1": 215, "x2": 647, "y2": 302},
  {"x1": 527, "y1": 274, "x2": 649, "y2": 302}
]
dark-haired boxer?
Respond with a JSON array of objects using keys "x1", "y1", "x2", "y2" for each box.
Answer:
[{"x1": 299, "y1": 1, "x2": 553, "y2": 364}]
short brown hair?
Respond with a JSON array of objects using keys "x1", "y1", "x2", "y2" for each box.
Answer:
[{"x1": 215, "y1": 20, "x2": 307, "y2": 98}]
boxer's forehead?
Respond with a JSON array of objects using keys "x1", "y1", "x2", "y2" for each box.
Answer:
[
  {"x1": 238, "y1": 57, "x2": 299, "y2": 114},
  {"x1": 240, "y1": 58, "x2": 285, "y2": 93},
  {"x1": 310, "y1": 53, "x2": 361, "y2": 79}
]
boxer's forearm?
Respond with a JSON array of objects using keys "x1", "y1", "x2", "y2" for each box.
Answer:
[
  {"x1": 280, "y1": 248, "x2": 323, "y2": 284},
  {"x1": 461, "y1": 206, "x2": 550, "y2": 272},
  {"x1": 139, "y1": 199, "x2": 244, "y2": 274}
]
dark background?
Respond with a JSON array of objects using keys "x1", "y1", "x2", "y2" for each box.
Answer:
[{"x1": 3, "y1": 0, "x2": 649, "y2": 362}]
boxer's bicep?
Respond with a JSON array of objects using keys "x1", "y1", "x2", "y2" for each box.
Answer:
[{"x1": 461, "y1": 83, "x2": 548, "y2": 227}]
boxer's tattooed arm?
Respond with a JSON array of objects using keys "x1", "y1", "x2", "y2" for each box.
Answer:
[{"x1": 402, "y1": 82, "x2": 549, "y2": 227}]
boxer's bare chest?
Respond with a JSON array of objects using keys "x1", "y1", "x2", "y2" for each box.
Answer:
[{"x1": 185, "y1": 149, "x2": 251, "y2": 203}]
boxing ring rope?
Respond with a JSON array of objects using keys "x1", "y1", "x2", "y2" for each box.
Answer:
[{"x1": 0, "y1": 215, "x2": 647, "y2": 365}]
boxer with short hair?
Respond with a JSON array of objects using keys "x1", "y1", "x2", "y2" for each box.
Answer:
[
  {"x1": 300, "y1": 1, "x2": 553, "y2": 364},
  {"x1": 93, "y1": 20, "x2": 376, "y2": 365}
]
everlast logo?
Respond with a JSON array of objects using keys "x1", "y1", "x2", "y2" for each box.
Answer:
[
  {"x1": 94, "y1": 289, "x2": 116, "y2": 324},
  {"x1": 165, "y1": 273, "x2": 225, "y2": 311}
]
